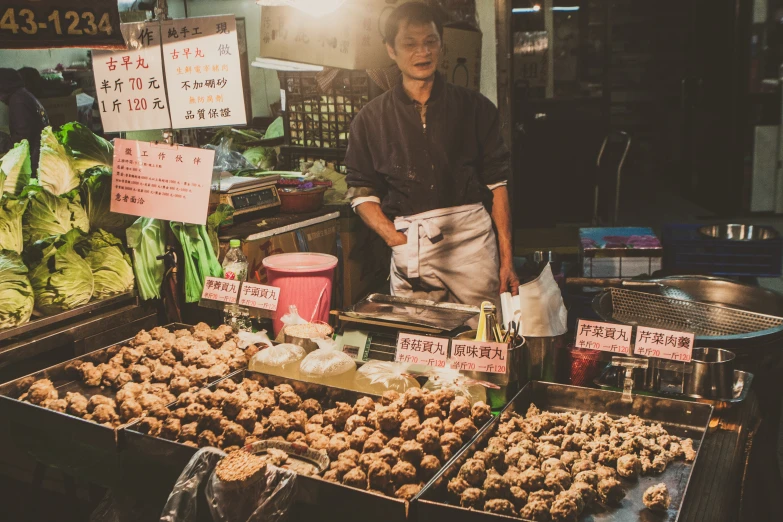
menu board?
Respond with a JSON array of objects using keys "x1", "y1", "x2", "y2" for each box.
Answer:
[
  {"x1": 161, "y1": 15, "x2": 247, "y2": 129},
  {"x1": 575, "y1": 320, "x2": 633, "y2": 355},
  {"x1": 450, "y1": 340, "x2": 509, "y2": 374},
  {"x1": 110, "y1": 138, "x2": 213, "y2": 225},
  {"x1": 395, "y1": 333, "x2": 449, "y2": 368},
  {"x1": 92, "y1": 21, "x2": 171, "y2": 132}
]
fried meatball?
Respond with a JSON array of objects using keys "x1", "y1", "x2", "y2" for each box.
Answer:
[
  {"x1": 368, "y1": 460, "x2": 392, "y2": 490},
  {"x1": 558, "y1": 489, "x2": 585, "y2": 514},
  {"x1": 570, "y1": 459, "x2": 594, "y2": 477},
  {"x1": 415, "y1": 454, "x2": 440, "y2": 481},
  {"x1": 595, "y1": 465, "x2": 617, "y2": 481},
  {"x1": 87, "y1": 395, "x2": 116, "y2": 413},
  {"x1": 433, "y1": 388, "x2": 456, "y2": 410},
  {"x1": 340, "y1": 414, "x2": 363, "y2": 434},
  {"x1": 570, "y1": 481, "x2": 597, "y2": 506},
  {"x1": 529, "y1": 489, "x2": 556, "y2": 507},
  {"x1": 460, "y1": 487, "x2": 485, "y2": 509},
  {"x1": 308, "y1": 433, "x2": 330, "y2": 452},
  {"x1": 643, "y1": 483, "x2": 670, "y2": 512},
  {"x1": 380, "y1": 390, "x2": 400, "y2": 406},
  {"x1": 376, "y1": 406, "x2": 402, "y2": 433},
  {"x1": 220, "y1": 391, "x2": 246, "y2": 419},
  {"x1": 274, "y1": 391, "x2": 299, "y2": 412},
  {"x1": 458, "y1": 458, "x2": 487, "y2": 487},
  {"x1": 376, "y1": 448, "x2": 398, "y2": 467},
  {"x1": 399, "y1": 440, "x2": 425, "y2": 466},
  {"x1": 484, "y1": 499, "x2": 516, "y2": 516},
  {"x1": 397, "y1": 417, "x2": 420, "y2": 441},
  {"x1": 574, "y1": 471, "x2": 599, "y2": 487},
  {"x1": 158, "y1": 418, "x2": 181, "y2": 440},
  {"x1": 617, "y1": 454, "x2": 641, "y2": 479},
  {"x1": 395, "y1": 483, "x2": 422, "y2": 501},
  {"x1": 197, "y1": 429, "x2": 219, "y2": 447},
  {"x1": 352, "y1": 396, "x2": 374, "y2": 417},
  {"x1": 471, "y1": 401, "x2": 492, "y2": 425},
  {"x1": 43, "y1": 398, "x2": 67, "y2": 413},
  {"x1": 136, "y1": 416, "x2": 161, "y2": 436},
  {"x1": 550, "y1": 497, "x2": 579, "y2": 522},
  {"x1": 545, "y1": 469, "x2": 572, "y2": 492},
  {"x1": 79, "y1": 364, "x2": 103, "y2": 387},
  {"x1": 521, "y1": 500, "x2": 551, "y2": 521},
  {"x1": 597, "y1": 478, "x2": 625, "y2": 505},
  {"x1": 415, "y1": 427, "x2": 440, "y2": 454},
  {"x1": 143, "y1": 340, "x2": 165, "y2": 359},
  {"x1": 541, "y1": 457, "x2": 566, "y2": 474},
  {"x1": 441, "y1": 432, "x2": 463, "y2": 451},
  {"x1": 423, "y1": 402, "x2": 444, "y2": 419},
  {"x1": 115, "y1": 382, "x2": 143, "y2": 403},
  {"x1": 222, "y1": 422, "x2": 248, "y2": 447},
  {"x1": 232, "y1": 408, "x2": 256, "y2": 432},
  {"x1": 132, "y1": 330, "x2": 152, "y2": 347},
  {"x1": 518, "y1": 453, "x2": 540, "y2": 471},
  {"x1": 485, "y1": 445, "x2": 508, "y2": 472},
  {"x1": 65, "y1": 392, "x2": 89, "y2": 417},
  {"x1": 342, "y1": 467, "x2": 367, "y2": 489},
  {"x1": 538, "y1": 443, "x2": 562, "y2": 460},
  {"x1": 129, "y1": 364, "x2": 151, "y2": 383},
  {"x1": 118, "y1": 399, "x2": 143, "y2": 422},
  {"x1": 151, "y1": 364, "x2": 173, "y2": 383},
  {"x1": 520, "y1": 468, "x2": 546, "y2": 491},
  {"x1": 449, "y1": 396, "x2": 472, "y2": 422},
  {"x1": 484, "y1": 473, "x2": 511, "y2": 499},
  {"x1": 417, "y1": 416, "x2": 441, "y2": 435},
  {"x1": 400, "y1": 388, "x2": 424, "y2": 411},
  {"x1": 92, "y1": 404, "x2": 118, "y2": 424},
  {"x1": 186, "y1": 402, "x2": 208, "y2": 422},
  {"x1": 337, "y1": 449, "x2": 361, "y2": 466},
  {"x1": 447, "y1": 477, "x2": 471, "y2": 499},
  {"x1": 328, "y1": 435, "x2": 350, "y2": 460},
  {"x1": 190, "y1": 368, "x2": 210, "y2": 388},
  {"x1": 209, "y1": 362, "x2": 231, "y2": 380},
  {"x1": 383, "y1": 437, "x2": 402, "y2": 453},
  {"x1": 391, "y1": 461, "x2": 417, "y2": 485},
  {"x1": 509, "y1": 486, "x2": 528, "y2": 509},
  {"x1": 399, "y1": 408, "x2": 419, "y2": 423},
  {"x1": 292, "y1": 397, "x2": 318, "y2": 417},
  {"x1": 180, "y1": 422, "x2": 199, "y2": 442}
]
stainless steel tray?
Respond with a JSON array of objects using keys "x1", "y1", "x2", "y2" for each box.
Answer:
[
  {"x1": 346, "y1": 294, "x2": 480, "y2": 331},
  {"x1": 417, "y1": 381, "x2": 713, "y2": 522},
  {"x1": 594, "y1": 366, "x2": 754, "y2": 404}
]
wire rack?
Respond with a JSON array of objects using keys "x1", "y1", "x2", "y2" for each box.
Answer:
[{"x1": 606, "y1": 288, "x2": 783, "y2": 337}]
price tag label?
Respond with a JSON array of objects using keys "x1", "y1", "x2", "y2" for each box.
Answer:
[
  {"x1": 394, "y1": 333, "x2": 449, "y2": 368},
  {"x1": 238, "y1": 282, "x2": 280, "y2": 311},
  {"x1": 201, "y1": 277, "x2": 240, "y2": 303},
  {"x1": 575, "y1": 320, "x2": 633, "y2": 355},
  {"x1": 449, "y1": 340, "x2": 509, "y2": 374},
  {"x1": 634, "y1": 327, "x2": 694, "y2": 362}
]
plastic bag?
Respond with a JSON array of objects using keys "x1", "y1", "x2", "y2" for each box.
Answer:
[
  {"x1": 422, "y1": 368, "x2": 487, "y2": 405},
  {"x1": 299, "y1": 338, "x2": 356, "y2": 388},
  {"x1": 160, "y1": 447, "x2": 298, "y2": 522},
  {"x1": 207, "y1": 137, "x2": 255, "y2": 173},
  {"x1": 249, "y1": 343, "x2": 306, "y2": 380},
  {"x1": 237, "y1": 330, "x2": 273, "y2": 350},
  {"x1": 353, "y1": 360, "x2": 421, "y2": 395},
  {"x1": 275, "y1": 305, "x2": 309, "y2": 342}
]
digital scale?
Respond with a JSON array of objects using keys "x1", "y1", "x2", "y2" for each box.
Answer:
[{"x1": 209, "y1": 173, "x2": 282, "y2": 217}]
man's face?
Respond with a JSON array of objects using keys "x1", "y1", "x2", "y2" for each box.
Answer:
[{"x1": 386, "y1": 20, "x2": 441, "y2": 81}]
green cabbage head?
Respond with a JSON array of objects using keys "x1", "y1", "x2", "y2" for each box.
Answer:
[{"x1": 0, "y1": 251, "x2": 34, "y2": 329}]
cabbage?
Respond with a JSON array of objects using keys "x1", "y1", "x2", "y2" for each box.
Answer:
[
  {"x1": 81, "y1": 166, "x2": 136, "y2": 235},
  {"x1": 265, "y1": 116, "x2": 284, "y2": 139},
  {"x1": 23, "y1": 186, "x2": 89, "y2": 244},
  {"x1": 242, "y1": 146, "x2": 277, "y2": 170},
  {"x1": 56, "y1": 122, "x2": 114, "y2": 174},
  {"x1": 0, "y1": 194, "x2": 28, "y2": 253},
  {"x1": 0, "y1": 140, "x2": 31, "y2": 195},
  {"x1": 0, "y1": 251, "x2": 34, "y2": 329},
  {"x1": 126, "y1": 217, "x2": 166, "y2": 300},
  {"x1": 38, "y1": 126, "x2": 80, "y2": 195},
  {"x1": 75, "y1": 229, "x2": 134, "y2": 299},
  {"x1": 28, "y1": 229, "x2": 94, "y2": 315},
  {"x1": 206, "y1": 203, "x2": 235, "y2": 256}
]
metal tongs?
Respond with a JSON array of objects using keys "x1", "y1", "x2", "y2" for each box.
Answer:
[{"x1": 502, "y1": 310, "x2": 523, "y2": 344}]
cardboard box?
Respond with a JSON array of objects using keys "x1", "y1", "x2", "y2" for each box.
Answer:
[
  {"x1": 40, "y1": 96, "x2": 77, "y2": 129},
  {"x1": 580, "y1": 227, "x2": 663, "y2": 278},
  {"x1": 440, "y1": 27, "x2": 481, "y2": 92}
]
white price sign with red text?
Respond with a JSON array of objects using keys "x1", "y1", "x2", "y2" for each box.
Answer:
[
  {"x1": 575, "y1": 320, "x2": 633, "y2": 355},
  {"x1": 201, "y1": 277, "x2": 240, "y2": 303},
  {"x1": 238, "y1": 282, "x2": 280, "y2": 311},
  {"x1": 449, "y1": 340, "x2": 509, "y2": 374},
  {"x1": 634, "y1": 327, "x2": 694, "y2": 362},
  {"x1": 395, "y1": 333, "x2": 449, "y2": 368}
]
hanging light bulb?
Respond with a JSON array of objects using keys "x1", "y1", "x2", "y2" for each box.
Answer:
[{"x1": 257, "y1": 0, "x2": 347, "y2": 18}]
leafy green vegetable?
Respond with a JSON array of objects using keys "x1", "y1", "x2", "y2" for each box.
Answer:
[
  {"x1": 206, "y1": 204, "x2": 235, "y2": 256},
  {"x1": 170, "y1": 221, "x2": 223, "y2": 303},
  {"x1": 242, "y1": 146, "x2": 277, "y2": 171},
  {"x1": 0, "y1": 250, "x2": 34, "y2": 329},
  {"x1": 38, "y1": 126, "x2": 80, "y2": 195},
  {"x1": 0, "y1": 139, "x2": 31, "y2": 195},
  {"x1": 265, "y1": 116, "x2": 284, "y2": 139},
  {"x1": 56, "y1": 122, "x2": 114, "y2": 174},
  {"x1": 126, "y1": 217, "x2": 166, "y2": 300},
  {"x1": 75, "y1": 229, "x2": 134, "y2": 299},
  {"x1": 0, "y1": 194, "x2": 28, "y2": 254},
  {"x1": 81, "y1": 166, "x2": 136, "y2": 235},
  {"x1": 28, "y1": 229, "x2": 94, "y2": 315},
  {"x1": 209, "y1": 128, "x2": 264, "y2": 152},
  {"x1": 22, "y1": 186, "x2": 89, "y2": 244}
]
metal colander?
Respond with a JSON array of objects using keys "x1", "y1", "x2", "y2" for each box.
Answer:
[{"x1": 600, "y1": 288, "x2": 783, "y2": 337}]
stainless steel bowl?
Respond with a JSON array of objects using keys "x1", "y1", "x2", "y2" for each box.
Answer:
[
  {"x1": 698, "y1": 224, "x2": 779, "y2": 241},
  {"x1": 683, "y1": 347, "x2": 736, "y2": 400}
]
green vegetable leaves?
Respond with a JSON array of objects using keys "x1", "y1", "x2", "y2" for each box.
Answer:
[
  {"x1": 0, "y1": 139, "x2": 32, "y2": 196},
  {"x1": 75, "y1": 229, "x2": 134, "y2": 300},
  {"x1": 170, "y1": 221, "x2": 223, "y2": 303},
  {"x1": 38, "y1": 126, "x2": 80, "y2": 196},
  {"x1": 242, "y1": 146, "x2": 277, "y2": 171},
  {"x1": 81, "y1": 166, "x2": 136, "y2": 235},
  {"x1": 0, "y1": 251, "x2": 34, "y2": 329},
  {"x1": 22, "y1": 186, "x2": 89, "y2": 244},
  {"x1": 56, "y1": 122, "x2": 114, "y2": 174},
  {"x1": 126, "y1": 217, "x2": 166, "y2": 300},
  {"x1": 0, "y1": 194, "x2": 28, "y2": 254}
]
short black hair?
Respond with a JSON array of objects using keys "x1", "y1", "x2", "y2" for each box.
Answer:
[{"x1": 384, "y1": 2, "x2": 443, "y2": 47}]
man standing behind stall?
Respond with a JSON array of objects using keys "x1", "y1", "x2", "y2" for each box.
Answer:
[
  {"x1": 345, "y1": 2, "x2": 519, "y2": 308},
  {"x1": 0, "y1": 68, "x2": 49, "y2": 173}
]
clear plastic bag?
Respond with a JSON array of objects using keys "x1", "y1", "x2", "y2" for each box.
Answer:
[
  {"x1": 275, "y1": 305, "x2": 308, "y2": 343},
  {"x1": 206, "y1": 137, "x2": 255, "y2": 173},
  {"x1": 422, "y1": 368, "x2": 488, "y2": 405},
  {"x1": 353, "y1": 360, "x2": 421, "y2": 395},
  {"x1": 299, "y1": 338, "x2": 356, "y2": 388},
  {"x1": 237, "y1": 330, "x2": 273, "y2": 350},
  {"x1": 249, "y1": 343, "x2": 306, "y2": 380},
  {"x1": 160, "y1": 447, "x2": 298, "y2": 522}
]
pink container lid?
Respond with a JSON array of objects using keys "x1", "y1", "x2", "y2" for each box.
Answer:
[{"x1": 262, "y1": 253, "x2": 338, "y2": 273}]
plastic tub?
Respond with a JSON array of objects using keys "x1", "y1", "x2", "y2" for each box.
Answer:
[
  {"x1": 278, "y1": 186, "x2": 327, "y2": 214},
  {"x1": 262, "y1": 253, "x2": 338, "y2": 335}
]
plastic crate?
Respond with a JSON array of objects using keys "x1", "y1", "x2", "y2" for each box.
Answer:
[
  {"x1": 662, "y1": 223, "x2": 783, "y2": 277},
  {"x1": 279, "y1": 70, "x2": 376, "y2": 149},
  {"x1": 279, "y1": 146, "x2": 347, "y2": 174}
]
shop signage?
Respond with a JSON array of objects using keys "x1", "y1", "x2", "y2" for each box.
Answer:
[
  {"x1": 92, "y1": 22, "x2": 171, "y2": 132},
  {"x1": 575, "y1": 319, "x2": 633, "y2": 355},
  {"x1": 0, "y1": 0, "x2": 124, "y2": 50},
  {"x1": 237, "y1": 282, "x2": 280, "y2": 311},
  {"x1": 162, "y1": 15, "x2": 247, "y2": 128},
  {"x1": 110, "y1": 139, "x2": 214, "y2": 225},
  {"x1": 395, "y1": 333, "x2": 449, "y2": 368},
  {"x1": 201, "y1": 277, "x2": 241, "y2": 303},
  {"x1": 634, "y1": 327, "x2": 694, "y2": 362},
  {"x1": 449, "y1": 340, "x2": 508, "y2": 374}
]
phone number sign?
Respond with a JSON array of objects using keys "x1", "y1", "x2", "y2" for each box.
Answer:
[{"x1": 0, "y1": 1, "x2": 124, "y2": 49}]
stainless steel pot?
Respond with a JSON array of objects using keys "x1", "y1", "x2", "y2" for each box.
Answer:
[{"x1": 683, "y1": 348, "x2": 736, "y2": 399}]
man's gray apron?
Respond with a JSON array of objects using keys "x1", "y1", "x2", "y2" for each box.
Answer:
[{"x1": 390, "y1": 203, "x2": 500, "y2": 310}]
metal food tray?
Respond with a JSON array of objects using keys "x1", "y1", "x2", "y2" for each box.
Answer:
[
  {"x1": 121, "y1": 370, "x2": 493, "y2": 522},
  {"x1": 594, "y1": 366, "x2": 753, "y2": 405},
  {"x1": 346, "y1": 294, "x2": 480, "y2": 331},
  {"x1": 0, "y1": 323, "x2": 196, "y2": 486},
  {"x1": 417, "y1": 381, "x2": 713, "y2": 522}
]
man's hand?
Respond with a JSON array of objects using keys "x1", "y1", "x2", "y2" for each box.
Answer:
[
  {"x1": 499, "y1": 263, "x2": 520, "y2": 296},
  {"x1": 387, "y1": 231, "x2": 408, "y2": 248}
]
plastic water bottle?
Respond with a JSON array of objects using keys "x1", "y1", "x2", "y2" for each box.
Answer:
[{"x1": 222, "y1": 239, "x2": 251, "y2": 332}]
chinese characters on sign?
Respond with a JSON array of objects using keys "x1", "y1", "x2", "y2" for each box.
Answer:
[
  {"x1": 92, "y1": 22, "x2": 171, "y2": 132},
  {"x1": 634, "y1": 327, "x2": 694, "y2": 362},
  {"x1": 201, "y1": 277, "x2": 241, "y2": 304},
  {"x1": 450, "y1": 340, "x2": 508, "y2": 375},
  {"x1": 395, "y1": 334, "x2": 449, "y2": 369},
  {"x1": 238, "y1": 282, "x2": 280, "y2": 311},
  {"x1": 575, "y1": 320, "x2": 633, "y2": 355},
  {"x1": 110, "y1": 139, "x2": 214, "y2": 225},
  {"x1": 162, "y1": 15, "x2": 247, "y2": 128}
]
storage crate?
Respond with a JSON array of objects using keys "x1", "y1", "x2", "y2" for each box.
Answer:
[
  {"x1": 279, "y1": 146, "x2": 347, "y2": 174},
  {"x1": 279, "y1": 70, "x2": 377, "y2": 149},
  {"x1": 662, "y1": 223, "x2": 783, "y2": 277}
]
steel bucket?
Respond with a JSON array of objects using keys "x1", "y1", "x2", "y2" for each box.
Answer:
[
  {"x1": 455, "y1": 331, "x2": 525, "y2": 410},
  {"x1": 683, "y1": 347, "x2": 736, "y2": 399},
  {"x1": 520, "y1": 334, "x2": 567, "y2": 386}
]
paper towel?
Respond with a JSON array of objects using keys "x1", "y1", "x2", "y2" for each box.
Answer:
[{"x1": 501, "y1": 264, "x2": 568, "y2": 336}]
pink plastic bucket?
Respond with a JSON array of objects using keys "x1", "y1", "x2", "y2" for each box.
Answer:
[{"x1": 262, "y1": 253, "x2": 338, "y2": 335}]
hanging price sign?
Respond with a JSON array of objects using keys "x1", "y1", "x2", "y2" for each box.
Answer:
[
  {"x1": 201, "y1": 277, "x2": 240, "y2": 304},
  {"x1": 634, "y1": 327, "x2": 694, "y2": 362},
  {"x1": 238, "y1": 282, "x2": 280, "y2": 311},
  {"x1": 575, "y1": 320, "x2": 633, "y2": 355},
  {"x1": 395, "y1": 333, "x2": 449, "y2": 368},
  {"x1": 450, "y1": 340, "x2": 509, "y2": 374}
]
